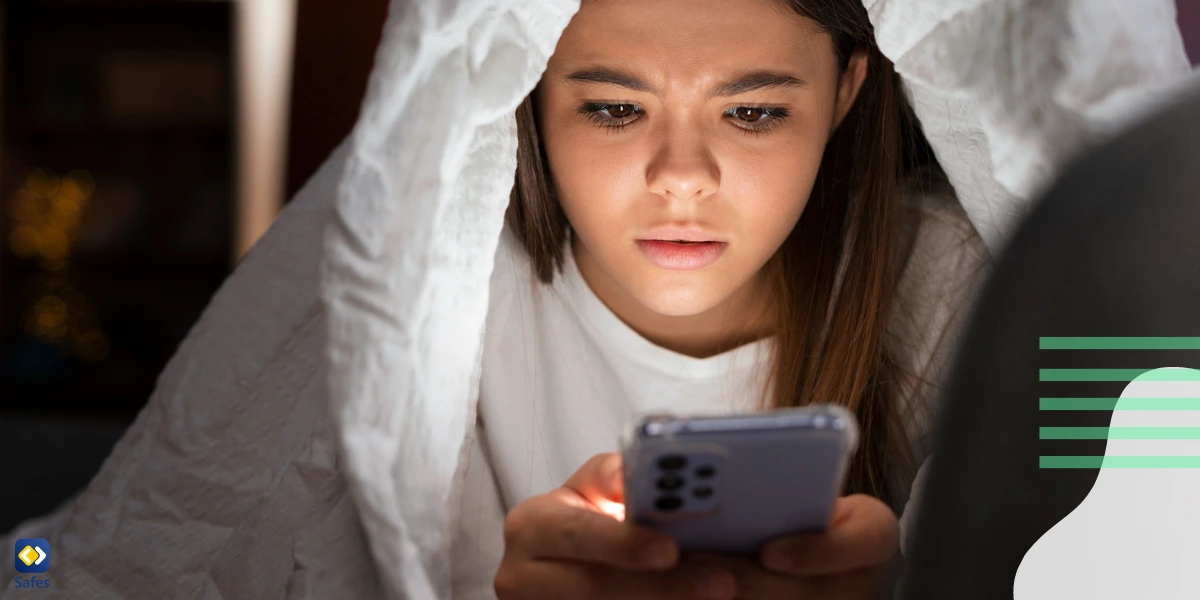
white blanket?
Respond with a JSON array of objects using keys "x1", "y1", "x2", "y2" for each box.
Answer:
[{"x1": 4, "y1": 1, "x2": 1191, "y2": 598}]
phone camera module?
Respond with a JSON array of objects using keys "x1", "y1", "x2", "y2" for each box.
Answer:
[
  {"x1": 656, "y1": 473, "x2": 685, "y2": 491},
  {"x1": 694, "y1": 465, "x2": 715, "y2": 478},
  {"x1": 692, "y1": 485, "x2": 714, "y2": 499},
  {"x1": 657, "y1": 454, "x2": 687, "y2": 470},
  {"x1": 654, "y1": 495, "x2": 684, "y2": 512}
]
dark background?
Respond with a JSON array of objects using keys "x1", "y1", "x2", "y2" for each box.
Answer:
[
  {"x1": 0, "y1": 0, "x2": 1196, "y2": 534},
  {"x1": 0, "y1": 0, "x2": 387, "y2": 533}
]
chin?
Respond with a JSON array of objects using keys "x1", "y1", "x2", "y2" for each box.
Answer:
[{"x1": 629, "y1": 280, "x2": 730, "y2": 318}]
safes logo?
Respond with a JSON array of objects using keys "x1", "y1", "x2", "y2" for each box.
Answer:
[
  {"x1": 13, "y1": 538, "x2": 51, "y2": 590},
  {"x1": 14, "y1": 539, "x2": 48, "y2": 574}
]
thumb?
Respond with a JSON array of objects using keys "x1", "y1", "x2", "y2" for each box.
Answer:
[{"x1": 559, "y1": 452, "x2": 626, "y2": 519}]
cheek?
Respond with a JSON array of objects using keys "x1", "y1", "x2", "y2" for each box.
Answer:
[
  {"x1": 543, "y1": 132, "x2": 641, "y2": 235},
  {"x1": 728, "y1": 142, "x2": 824, "y2": 247}
]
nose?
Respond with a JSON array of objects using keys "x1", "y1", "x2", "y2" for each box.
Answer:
[{"x1": 645, "y1": 125, "x2": 720, "y2": 204}]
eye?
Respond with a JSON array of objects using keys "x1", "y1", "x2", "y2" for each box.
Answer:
[
  {"x1": 731, "y1": 107, "x2": 771, "y2": 123},
  {"x1": 725, "y1": 106, "x2": 791, "y2": 135},
  {"x1": 578, "y1": 102, "x2": 643, "y2": 133},
  {"x1": 576, "y1": 102, "x2": 791, "y2": 136}
]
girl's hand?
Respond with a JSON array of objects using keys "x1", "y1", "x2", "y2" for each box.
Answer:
[
  {"x1": 696, "y1": 494, "x2": 900, "y2": 599},
  {"x1": 494, "y1": 453, "x2": 738, "y2": 600}
]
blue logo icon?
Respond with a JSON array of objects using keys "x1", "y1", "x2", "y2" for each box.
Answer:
[{"x1": 14, "y1": 539, "x2": 49, "y2": 574}]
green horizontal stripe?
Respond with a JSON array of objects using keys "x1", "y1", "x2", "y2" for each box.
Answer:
[
  {"x1": 1041, "y1": 427, "x2": 1200, "y2": 439},
  {"x1": 1039, "y1": 369, "x2": 1200, "y2": 382},
  {"x1": 1040, "y1": 398, "x2": 1200, "y2": 410},
  {"x1": 1040, "y1": 337, "x2": 1200, "y2": 350},
  {"x1": 1041, "y1": 456, "x2": 1200, "y2": 468}
]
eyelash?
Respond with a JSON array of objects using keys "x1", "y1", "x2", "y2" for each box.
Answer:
[{"x1": 576, "y1": 102, "x2": 791, "y2": 137}]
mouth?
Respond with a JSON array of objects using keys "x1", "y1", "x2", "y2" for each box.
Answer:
[{"x1": 635, "y1": 239, "x2": 727, "y2": 271}]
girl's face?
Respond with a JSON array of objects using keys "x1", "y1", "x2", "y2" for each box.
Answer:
[{"x1": 536, "y1": 0, "x2": 866, "y2": 332}]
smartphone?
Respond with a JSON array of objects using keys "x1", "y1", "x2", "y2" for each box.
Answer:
[{"x1": 620, "y1": 405, "x2": 859, "y2": 555}]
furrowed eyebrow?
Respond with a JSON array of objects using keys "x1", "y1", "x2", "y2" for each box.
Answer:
[
  {"x1": 710, "y1": 71, "x2": 809, "y2": 97},
  {"x1": 562, "y1": 67, "x2": 809, "y2": 98},
  {"x1": 563, "y1": 68, "x2": 655, "y2": 93}
]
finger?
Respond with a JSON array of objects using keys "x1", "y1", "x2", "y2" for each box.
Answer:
[
  {"x1": 563, "y1": 452, "x2": 625, "y2": 506},
  {"x1": 494, "y1": 557, "x2": 738, "y2": 600},
  {"x1": 692, "y1": 555, "x2": 888, "y2": 600},
  {"x1": 801, "y1": 566, "x2": 889, "y2": 600},
  {"x1": 759, "y1": 494, "x2": 899, "y2": 576},
  {"x1": 738, "y1": 567, "x2": 886, "y2": 600},
  {"x1": 688, "y1": 554, "x2": 813, "y2": 599},
  {"x1": 504, "y1": 492, "x2": 679, "y2": 570}
]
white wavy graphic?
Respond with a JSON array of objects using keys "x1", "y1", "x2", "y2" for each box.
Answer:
[{"x1": 1014, "y1": 367, "x2": 1200, "y2": 598}]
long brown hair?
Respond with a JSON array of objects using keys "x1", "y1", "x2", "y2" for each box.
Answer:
[{"x1": 506, "y1": 0, "x2": 939, "y2": 509}]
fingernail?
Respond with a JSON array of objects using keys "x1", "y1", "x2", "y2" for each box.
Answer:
[
  {"x1": 641, "y1": 541, "x2": 674, "y2": 567},
  {"x1": 696, "y1": 570, "x2": 735, "y2": 600}
]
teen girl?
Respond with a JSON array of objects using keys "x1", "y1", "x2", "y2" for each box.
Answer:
[{"x1": 456, "y1": 0, "x2": 988, "y2": 598}]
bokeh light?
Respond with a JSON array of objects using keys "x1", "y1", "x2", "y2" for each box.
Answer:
[
  {"x1": 76, "y1": 330, "x2": 111, "y2": 363},
  {"x1": 9, "y1": 224, "x2": 40, "y2": 258},
  {"x1": 38, "y1": 229, "x2": 71, "y2": 261},
  {"x1": 34, "y1": 296, "x2": 69, "y2": 330},
  {"x1": 26, "y1": 169, "x2": 61, "y2": 199},
  {"x1": 8, "y1": 167, "x2": 108, "y2": 362}
]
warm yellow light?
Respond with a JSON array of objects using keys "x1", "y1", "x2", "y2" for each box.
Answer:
[
  {"x1": 77, "y1": 330, "x2": 110, "y2": 362},
  {"x1": 595, "y1": 498, "x2": 627, "y2": 522},
  {"x1": 34, "y1": 296, "x2": 69, "y2": 330},
  {"x1": 54, "y1": 186, "x2": 83, "y2": 205},
  {"x1": 9, "y1": 189, "x2": 39, "y2": 222},
  {"x1": 65, "y1": 170, "x2": 95, "y2": 197},
  {"x1": 38, "y1": 229, "x2": 70, "y2": 261},
  {"x1": 13, "y1": 166, "x2": 107, "y2": 357},
  {"x1": 26, "y1": 169, "x2": 60, "y2": 199},
  {"x1": 9, "y1": 225, "x2": 41, "y2": 258},
  {"x1": 235, "y1": 0, "x2": 296, "y2": 259}
]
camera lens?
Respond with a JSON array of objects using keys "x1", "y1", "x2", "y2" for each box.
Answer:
[
  {"x1": 692, "y1": 485, "x2": 714, "y2": 499},
  {"x1": 656, "y1": 473, "x2": 684, "y2": 491},
  {"x1": 694, "y1": 465, "x2": 715, "y2": 478},
  {"x1": 654, "y1": 495, "x2": 683, "y2": 511},
  {"x1": 657, "y1": 454, "x2": 687, "y2": 470}
]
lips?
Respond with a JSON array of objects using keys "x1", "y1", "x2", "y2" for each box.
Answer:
[
  {"x1": 639, "y1": 225, "x2": 724, "y2": 244},
  {"x1": 636, "y1": 240, "x2": 727, "y2": 270}
]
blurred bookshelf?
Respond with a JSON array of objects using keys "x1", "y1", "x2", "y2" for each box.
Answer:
[{"x1": 1, "y1": 0, "x2": 236, "y2": 419}]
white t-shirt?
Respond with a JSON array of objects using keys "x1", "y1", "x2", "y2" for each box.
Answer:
[
  {"x1": 479, "y1": 226, "x2": 774, "y2": 505},
  {"x1": 450, "y1": 189, "x2": 989, "y2": 598}
]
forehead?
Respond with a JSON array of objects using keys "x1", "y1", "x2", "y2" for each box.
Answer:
[{"x1": 549, "y1": 0, "x2": 831, "y2": 80}]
